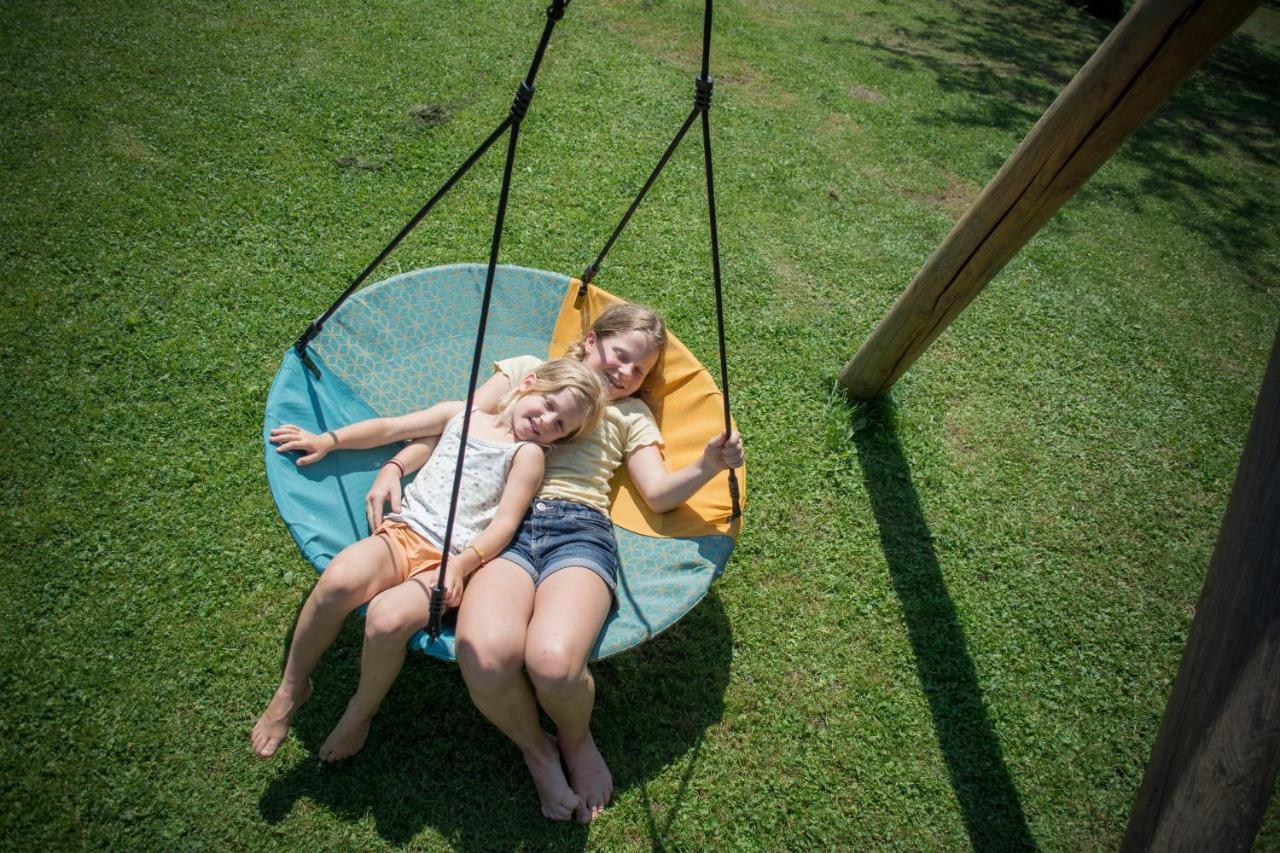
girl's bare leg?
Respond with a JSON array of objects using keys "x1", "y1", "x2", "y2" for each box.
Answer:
[
  {"x1": 252, "y1": 536, "x2": 401, "y2": 757},
  {"x1": 524, "y1": 567, "x2": 614, "y2": 823},
  {"x1": 455, "y1": 558, "x2": 582, "y2": 821},
  {"x1": 320, "y1": 573, "x2": 433, "y2": 761}
]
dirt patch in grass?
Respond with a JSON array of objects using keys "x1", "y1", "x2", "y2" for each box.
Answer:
[
  {"x1": 335, "y1": 154, "x2": 389, "y2": 171},
  {"x1": 848, "y1": 84, "x2": 884, "y2": 103},
  {"x1": 770, "y1": 255, "x2": 831, "y2": 324},
  {"x1": 820, "y1": 112, "x2": 862, "y2": 141},
  {"x1": 903, "y1": 173, "x2": 981, "y2": 219},
  {"x1": 945, "y1": 412, "x2": 977, "y2": 457},
  {"x1": 408, "y1": 103, "x2": 449, "y2": 127},
  {"x1": 107, "y1": 123, "x2": 159, "y2": 164}
]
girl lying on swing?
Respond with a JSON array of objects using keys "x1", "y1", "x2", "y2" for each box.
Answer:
[{"x1": 251, "y1": 358, "x2": 604, "y2": 762}]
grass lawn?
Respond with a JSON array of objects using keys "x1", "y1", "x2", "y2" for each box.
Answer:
[{"x1": 3, "y1": 0, "x2": 1278, "y2": 848}]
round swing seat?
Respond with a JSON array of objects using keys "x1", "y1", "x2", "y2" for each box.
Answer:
[{"x1": 264, "y1": 263, "x2": 743, "y2": 661}]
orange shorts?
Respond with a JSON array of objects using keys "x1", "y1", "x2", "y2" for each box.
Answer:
[{"x1": 375, "y1": 520, "x2": 444, "y2": 583}]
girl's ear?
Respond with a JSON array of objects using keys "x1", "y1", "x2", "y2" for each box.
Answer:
[
  {"x1": 583, "y1": 330, "x2": 598, "y2": 349},
  {"x1": 519, "y1": 373, "x2": 537, "y2": 391}
]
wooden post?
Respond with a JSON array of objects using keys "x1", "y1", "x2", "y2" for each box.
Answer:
[
  {"x1": 1122, "y1": 325, "x2": 1280, "y2": 850},
  {"x1": 837, "y1": 0, "x2": 1261, "y2": 400}
]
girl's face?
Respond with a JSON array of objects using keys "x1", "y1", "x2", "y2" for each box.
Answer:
[
  {"x1": 582, "y1": 329, "x2": 660, "y2": 401},
  {"x1": 510, "y1": 383, "x2": 591, "y2": 445}
]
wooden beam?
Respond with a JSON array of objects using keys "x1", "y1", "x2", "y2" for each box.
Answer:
[
  {"x1": 837, "y1": 0, "x2": 1261, "y2": 400},
  {"x1": 1122, "y1": 324, "x2": 1280, "y2": 850}
]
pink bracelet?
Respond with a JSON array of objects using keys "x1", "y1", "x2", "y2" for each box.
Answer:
[{"x1": 383, "y1": 458, "x2": 406, "y2": 478}]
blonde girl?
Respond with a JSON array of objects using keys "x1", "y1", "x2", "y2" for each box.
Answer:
[
  {"x1": 367, "y1": 304, "x2": 744, "y2": 822},
  {"x1": 251, "y1": 358, "x2": 605, "y2": 762}
]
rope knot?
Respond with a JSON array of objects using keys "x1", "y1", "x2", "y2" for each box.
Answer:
[
  {"x1": 510, "y1": 81, "x2": 536, "y2": 122},
  {"x1": 694, "y1": 75, "x2": 714, "y2": 111}
]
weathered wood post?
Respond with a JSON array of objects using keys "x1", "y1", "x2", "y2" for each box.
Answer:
[
  {"x1": 837, "y1": 0, "x2": 1261, "y2": 400},
  {"x1": 1121, "y1": 325, "x2": 1280, "y2": 851}
]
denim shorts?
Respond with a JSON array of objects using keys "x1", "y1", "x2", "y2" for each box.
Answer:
[{"x1": 499, "y1": 498, "x2": 619, "y2": 595}]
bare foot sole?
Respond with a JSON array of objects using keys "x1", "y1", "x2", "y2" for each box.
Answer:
[
  {"x1": 561, "y1": 733, "x2": 613, "y2": 823},
  {"x1": 252, "y1": 680, "x2": 313, "y2": 758},
  {"x1": 523, "y1": 733, "x2": 582, "y2": 821},
  {"x1": 319, "y1": 706, "x2": 372, "y2": 762}
]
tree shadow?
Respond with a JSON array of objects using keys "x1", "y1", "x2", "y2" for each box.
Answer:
[
  {"x1": 850, "y1": 395, "x2": 1037, "y2": 851},
  {"x1": 860, "y1": 0, "x2": 1280, "y2": 287},
  {"x1": 256, "y1": 588, "x2": 733, "y2": 848}
]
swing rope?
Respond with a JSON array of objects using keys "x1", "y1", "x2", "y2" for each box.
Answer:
[
  {"x1": 578, "y1": 0, "x2": 740, "y2": 519},
  {"x1": 292, "y1": 2, "x2": 567, "y2": 377},
  {"x1": 426, "y1": 0, "x2": 569, "y2": 641}
]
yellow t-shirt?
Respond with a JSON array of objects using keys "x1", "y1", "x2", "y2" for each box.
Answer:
[{"x1": 496, "y1": 355, "x2": 663, "y2": 513}]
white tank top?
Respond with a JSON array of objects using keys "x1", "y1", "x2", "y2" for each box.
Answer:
[{"x1": 386, "y1": 410, "x2": 532, "y2": 553}]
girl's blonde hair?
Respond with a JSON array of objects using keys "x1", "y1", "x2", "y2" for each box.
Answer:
[
  {"x1": 565, "y1": 303, "x2": 668, "y2": 394},
  {"x1": 500, "y1": 357, "x2": 606, "y2": 442}
]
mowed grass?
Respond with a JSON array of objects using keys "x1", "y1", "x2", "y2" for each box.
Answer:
[{"x1": 2, "y1": 0, "x2": 1278, "y2": 848}]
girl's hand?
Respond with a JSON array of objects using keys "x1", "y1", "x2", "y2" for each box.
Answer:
[
  {"x1": 442, "y1": 564, "x2": 466, "y2": 608},
  {"x1": 703, "y1": 430, "x2": 744, "y2": 472},
  {"x1": 366, "y1": 464, "x2": 404, "y2": 532},
  {"x1": 418, "y1": 565, "x2": 466, "y2": 609},
  {"x1": 270, "y1": 424, "x2": 337, "y2": 465}
]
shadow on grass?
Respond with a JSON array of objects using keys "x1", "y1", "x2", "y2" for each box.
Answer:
[
  {"x1": 851, "y1": 396, "x2": 1037, "y2": 851},
  {"x1": 862, "y1": 0, "x2": 1280, "y2": 286},
  {"x1": 257, "y1": 588, "x2": 732, "y2": 848}
]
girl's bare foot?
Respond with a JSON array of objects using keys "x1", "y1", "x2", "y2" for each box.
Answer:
[
  {"x1": 523, "y1": 733, "x2": 582, "y2": 821},
  {"x1": 318, "y1": 705, "x2": 372, "y2": 762},
  {"x1": 252, "y1": 680, "x2": 313, "y2": 758},
  {"x1": 561, "y1": 732, "x2": 612, "y2": 823}
]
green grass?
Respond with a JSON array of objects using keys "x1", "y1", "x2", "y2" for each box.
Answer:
[{"x1": 3, "y1": 0, "x2": 1279, "y2": 848}]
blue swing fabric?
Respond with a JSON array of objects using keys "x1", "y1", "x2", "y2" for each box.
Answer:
[{"x1": 264, "y1": 263, "x2": 736, "y2": 661}]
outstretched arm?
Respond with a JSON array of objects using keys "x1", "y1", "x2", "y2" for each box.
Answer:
[
  {"x1": 270, "y1": 401, "x2": 465, "y2": 465},
  {"x1": 626, "y1": 430, "x2": 744, "y2": 514}
]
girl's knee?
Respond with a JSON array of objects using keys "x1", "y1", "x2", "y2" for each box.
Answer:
[
  {"x1": 311, "y1": 568, "x2": 363, "y2": 609},
  {"x1": 525, "y1": 640, "x2": 587, "y2": 690},
  {"x1": 456, "y1": 631, "x2": 523, "y2": 689},
  {"x1": 364, "y1": 593, "x2": 421, "y2": 642}
]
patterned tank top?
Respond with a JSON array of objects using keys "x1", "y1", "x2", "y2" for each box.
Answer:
[{"x1": 386, "y1": 409, "x2": 532, "y2": 553}]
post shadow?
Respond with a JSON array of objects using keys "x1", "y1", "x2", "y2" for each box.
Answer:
[
  {"x1": 851, "y1": 396, "x2": 1037, "y2": 850},
  {"x1": 256, "y1": 586, "x2": 732, "y2": 847}
]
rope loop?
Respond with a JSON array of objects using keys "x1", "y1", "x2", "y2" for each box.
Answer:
[
  {"x1": 694, "y1": 75, "x2": 714, "y2": 112},
  {"x1": 546, "y1": 0, "x2": 568, "y2": 21},
  {"x1": 510, "y1": 81, "x2": 536, "y2": 122}
]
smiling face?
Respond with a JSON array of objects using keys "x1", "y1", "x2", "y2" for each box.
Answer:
[
  {"x1": 510, "y1": 383, "x2": 594, "y2": 445},
  {"x1": 582, "y1": 329, "x2": 661, "y2": 401}
]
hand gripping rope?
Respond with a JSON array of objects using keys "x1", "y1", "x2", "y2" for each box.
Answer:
[{"x1": 578, "y1": 0, "x2": 741, "y2": 520}]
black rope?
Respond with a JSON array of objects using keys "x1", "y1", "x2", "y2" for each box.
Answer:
[
  {"x1": 427, "y1": 123, "x2": 525, "y2": 639},
  {"x1": 295, "y1": 0, "x2": 570, "y2": 368},
  {"x1": 579, "y1": 106, "x2": 699, "y2": 294},
  {"x1": 579, "y1": 0, "x2": 739, "y2": 520},
  {"x1": 427, "y1": 0, "x2": 569, "y2": 641},
  {"x1": 699, "y1": 85, "x2": 740, "y2": 520},
  {"x1": 694, "y1": 0, "x2": 740, "y2": 519},
  {"x1": 294, "y1": 118, "x2": 512, "y2": 366}
]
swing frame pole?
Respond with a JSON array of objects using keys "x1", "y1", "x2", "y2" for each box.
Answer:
[
  {"x1": 836, "y1": 0, "x2": 1261, "y2": 401},
  {"x1": 1122, "y1": 324, "x2": 1280, "y2": 850}
]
